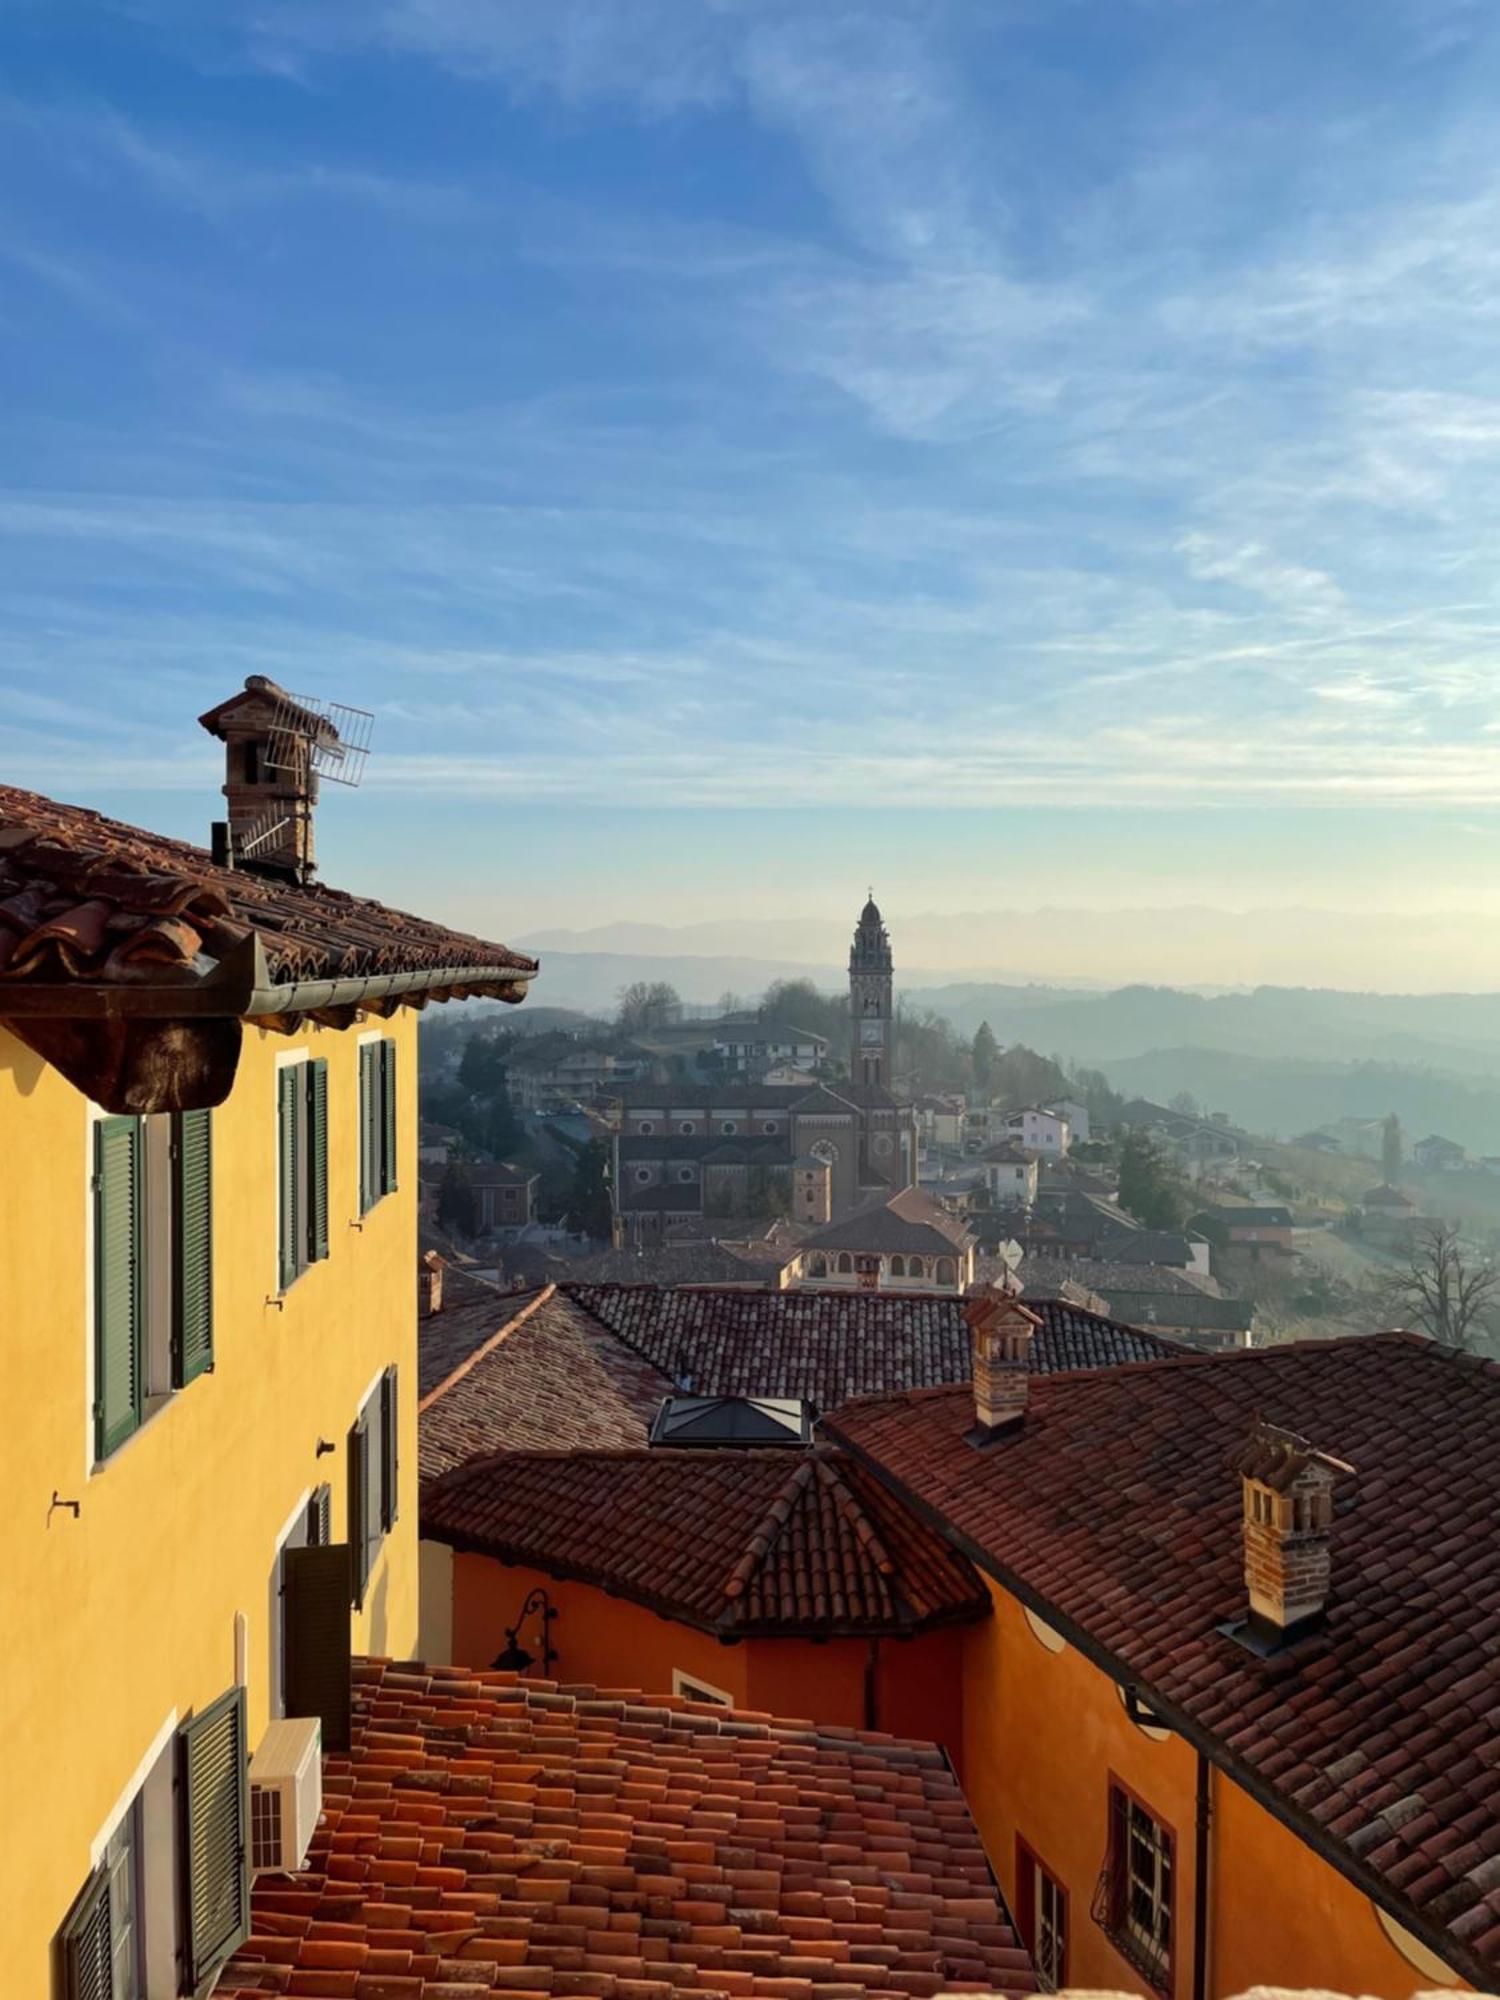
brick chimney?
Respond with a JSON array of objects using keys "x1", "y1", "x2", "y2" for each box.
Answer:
[
  {"x1": 1234, "y1": 1421, "x2": 1352, "y2": 1642},
  {"x1": 965, "y1": 1285, "x2": 1043, "y2": 1436},
  {"x1": 419, "y1": 1250, "x2": 446, "y2": 1320},
  {"x1": 198, "y1": 676, "x2": 339, "y2": 884}
]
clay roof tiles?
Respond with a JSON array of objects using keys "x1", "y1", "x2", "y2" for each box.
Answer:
[
  {"x1": 826, "y1": 1331, "x2": 1500, "y2": 1985},
  {"x1": 566, "y1": 1284, "x2": 1185, "y2": 1407},
  {"x1": 0, "y1": 783, "x2": 534, "y2": 991},
  {"x1": 423, "y1": 1445, "x2": 989, "y2": 1638},
  {"x1": 419, "y1": 1287, "x2": 672, "y2": 1480},
  {"x1": 218, "y1": 1658, "x2": 1034, "y2": 2000}
]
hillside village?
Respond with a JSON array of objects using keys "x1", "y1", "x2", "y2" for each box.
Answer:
[{"x1": 417, "y1": 903, "x2": 1500, "y2": 1358}]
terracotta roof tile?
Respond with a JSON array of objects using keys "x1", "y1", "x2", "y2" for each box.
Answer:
[
  {"x1": 218, "y1": 1661, "x2": 1033, "y2": 2000},
  {"x1": 419, "y1": 1285, "x2": 1185, "y2": 1481},
  {"x1": 423, "y1": 1447, "x2": 988, "y2": 1638},
  {"x1": 827, "y1": 1332, "x2": 1500, "y2": 1984},
  {"x1": 567, "y1": 1285, "x2": 1184, "y2": 1406},
  {"x1": 0, "y1": 784, "x2": 534, "y2": 992},
  {"x1": 419, "y1": 1291, "x2": 671, "y2": 1483}
]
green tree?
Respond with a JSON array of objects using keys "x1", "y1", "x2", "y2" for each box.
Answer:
[
  {"x1": 436, "y1": 1162, "x2": 478, "y2": 1239},
  {"x1": 760, "y1": 977, "x2": 847, "y2": 1045},
  {"x1": 566, "y1": 1139, "x2": 613, "y2": 1240},
  {"x1": 971, "y1": 1021, "x2": 999, "y2": 1093},
  {"x1": 1118, "y1": 1128, "x2": 1192, "y2": 1231}
]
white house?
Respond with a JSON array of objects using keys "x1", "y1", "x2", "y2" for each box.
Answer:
[
  {"x1": 980, "y1": 1142, "x2": 1039, "y2": 1208},
  {"x1": 1045, "y1": 1097, "x2": 1091, "y2": 1145},
  {"x1": 1000, "y1": 1105, "x2": 1071, "y2": 1158}
]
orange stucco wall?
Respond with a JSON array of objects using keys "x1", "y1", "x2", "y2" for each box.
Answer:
[
  {"x1": 962, "y1": 1579, "x2": 1466, "y2": 1999},
  {"x1": 444, "y1": 1552, "x2": 966, "y2": 1759}
]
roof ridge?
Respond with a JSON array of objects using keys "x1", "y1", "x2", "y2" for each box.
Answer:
[
  {"x1": 417, "y1": 1282, "x2": 558, "y2": 1413},
  {"x1": 815, "y1": 1456, "x2": 897, "y2": 1578},
  {"x1": 722, "y1": 1457, "x2": 818, "y2": 1603}
]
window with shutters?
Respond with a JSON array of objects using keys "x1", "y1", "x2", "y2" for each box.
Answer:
[
  {"x1": 359, "y1": 1037, "x2": 399, "y2": 1214},
  {"x1": 179, "y1": 1687, "x2": 250, "y2": 1992},
  {"x1": 277, "y1": 1056, "x2": 330, "y2": 1291},
  {"x1": 92, "y1": 1108, "x2": 216, "y2": 1465},
  {"x1": 61, "y1": 1736, "x2": 180, "y2": 2000},
  {"x1": 349, "y1": 1367, "x2": 399, "y2": 1609},
  {"x1": 1015, "y1": 1837, "x2": 1068, "y2": 1993}
]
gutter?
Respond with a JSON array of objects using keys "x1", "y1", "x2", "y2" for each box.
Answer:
[
  {"x1": 0, "y1": 931, "x2": 536, "y2": 1021},
  {"x1": 827, "y1": 1421, "x2": 1481, "y2": 1993}
]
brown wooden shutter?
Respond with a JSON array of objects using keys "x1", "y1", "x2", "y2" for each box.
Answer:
[
  {"x1": 284, "y1": 1542, "x2": 353, "y2": 1752},
  {"x1": 172, "y1": 1108, "x2": 214, "y2": 1386},
  {"x1": 380, "y1": 1365, "x2": 399, "y2": 1532},
  {"x1": 348, "y1": 1416, "x2": 369, "y2": 1607},
  {"x1": 58, "y1": 1866, "x2": 111, "y2": 2000},
  {"x1": 307, "y1": 1481, "x2": 332, "y2": 1546},
  {"x1": 179, "y1": 1687, "x2": 250, "y2": 1990},
  {"x1": 94, "y1": 1115, "x2": 143, "y2": 1459}
]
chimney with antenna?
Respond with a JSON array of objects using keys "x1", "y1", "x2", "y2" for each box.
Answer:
[{"x1": 198, "y1": 676, "x2": 373, "y2": 886}]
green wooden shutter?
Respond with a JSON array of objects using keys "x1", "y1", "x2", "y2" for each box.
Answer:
[
  {"x1": 380, "y1": 1365, "x2": 399, "y2": 1532},
  {"x1": 278, "y1": 1067, "x2": 300, "y2": 1290},
  {"x1": 58, "y1": 1866, "x2": 111, "y2": 2000},
  {"x1": 347, "y1": 1416, "x2": 369, "y2": 1607},
  {"x1": 358, "y1": 1044, "x2": 377, "y2": 1214},
  {"x1": 380, "y1": 1039, "x2": 398, "y2": 1195},
  {"x1": 284, "y1": 1542, "x2": 353, "y2": 1752},
  {"x1": 307, "y1": 1060, "x2": 329, "y2": 1263},
  {"x1": 179, "y1": 1686, "x2": 250, "y2": 1991},
  {"x1": 94, "y1": 1116, "x2": 143, "y2": 1460},
  {"x1": 172, "y1": 1108, "x2": 214, "y2": 1386}
]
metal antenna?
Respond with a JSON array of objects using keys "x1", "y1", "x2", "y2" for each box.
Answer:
[{"x1": 262, "y1": 689, "x2": 375, "y2": 789}]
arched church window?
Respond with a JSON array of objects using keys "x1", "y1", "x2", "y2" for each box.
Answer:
[
  {"x1": 890, "y1": 1256, "x2": 906, "y2": 1278},
  {"x1": 809, "y1": 1254, "x2": 827, "y2": 1278},
  {"x1": 937, "y1": 1258, "x2": 956, "y2": 1287},
  {"x1": 908, "y1": 1258, "x2": 925, "y2": 1281},
  {"x1": 836, "y1": 1253, "x2": 853, "y2": 1275}
]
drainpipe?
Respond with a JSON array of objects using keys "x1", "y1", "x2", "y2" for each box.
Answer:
[{"x1": 1193, "y1": 1748, "x2": 1213, "y2": 2000}]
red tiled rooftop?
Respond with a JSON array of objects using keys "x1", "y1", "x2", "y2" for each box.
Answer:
[
  {"x1": 567, "y1": 1285, "x2": 1185, "y2": 1406},
  {"x1": 419, "y1": 1289, "x2": 671, "y2": 1483},
  {"x1": 0, "y1": 783, "x2": 535, "y2": 993},
  {"x1": 827, "y1": 1332, "x2": 1500, "y2": 1985},
  {"x1": 218, "y1": 1658, "x2": 1034, "y2": 2000},
  {"x1": 423, "y1": 1445, "x2": 989, "y2": 1638}
]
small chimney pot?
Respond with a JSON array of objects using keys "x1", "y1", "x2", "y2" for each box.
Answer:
[
  {"x1": 420, "y1": 1249, "x2": 446, "y2": 1319},
  {"x1": 965, "y1": 1285, "x2": 1043, "y2": 1437}
]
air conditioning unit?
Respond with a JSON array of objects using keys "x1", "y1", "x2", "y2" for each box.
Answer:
[{"x1": 249, "y1": 1716, "x2": 322, "y2": 1874}]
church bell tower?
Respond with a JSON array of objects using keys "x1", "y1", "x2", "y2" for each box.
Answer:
[{"x1": 849, "y1": 892, "x2": 894, "y2": 1089}]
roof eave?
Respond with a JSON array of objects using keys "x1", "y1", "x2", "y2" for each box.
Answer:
[{"x1": 0, "y1": 928, "x2": 536, "y2": 1021}]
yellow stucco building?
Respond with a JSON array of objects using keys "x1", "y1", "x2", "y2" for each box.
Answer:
[{"x1": 0, "y1": 678, "x2": 533, "y2": 1999}]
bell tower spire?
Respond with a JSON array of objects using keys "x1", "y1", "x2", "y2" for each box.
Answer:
[{"x1": 849, "y1": 892, "x2": 894, "y2": 1089}]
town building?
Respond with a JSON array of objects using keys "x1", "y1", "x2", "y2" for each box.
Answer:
[
  {"x1": 711, "y1": 1019, "x2": 829, "y2": 1074},
  {"x1": 998, "y1": 1104, "x2": 1072, "y2": 1157},
  {"x1": 465, "y1": 1158, "x2": 538, "y2": 1230},
  {"x1": 612, "y1": 895, "x2": 917, "y2": 1242},
  {"x1": 789, "y1": 1186, "x2": 979, "y2": 1294},
  {"x1": 829, "y1": 1313, "x2": 1500, "y2": 1995},
  {"x1": 422, "y1": 1442, "x2": 985, "y2": 1747},
  {"x1": 1209, "y1": 1202, "x2": 1296, "y2": 1257},
  {"x1": 1414, "y1": 1133, "x2": 1468, "y2": 1173},
  {"x1": 981, "y1": 1139, "x2": 1041, "y2": 1207},
  {"x1": 0, "y1": 680, "x2": 537, "y2": 1998}
]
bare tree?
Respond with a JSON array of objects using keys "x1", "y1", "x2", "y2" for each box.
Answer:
[
  {"x1": 1377, "y1": 1220, "x2": 1500, "y2": 1351},
  {"x1": 616, "y1": 980, "x2": 681, "y2": 1032}
]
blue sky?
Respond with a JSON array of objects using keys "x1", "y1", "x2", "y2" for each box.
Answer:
[{"x1": 6, "y1": 1, "x2": 1500, "y2": 980}]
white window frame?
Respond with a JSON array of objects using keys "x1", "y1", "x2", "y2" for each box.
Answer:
[{"x1": 671, "y1": 1668, "x2": 734, "y2": 1707}]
